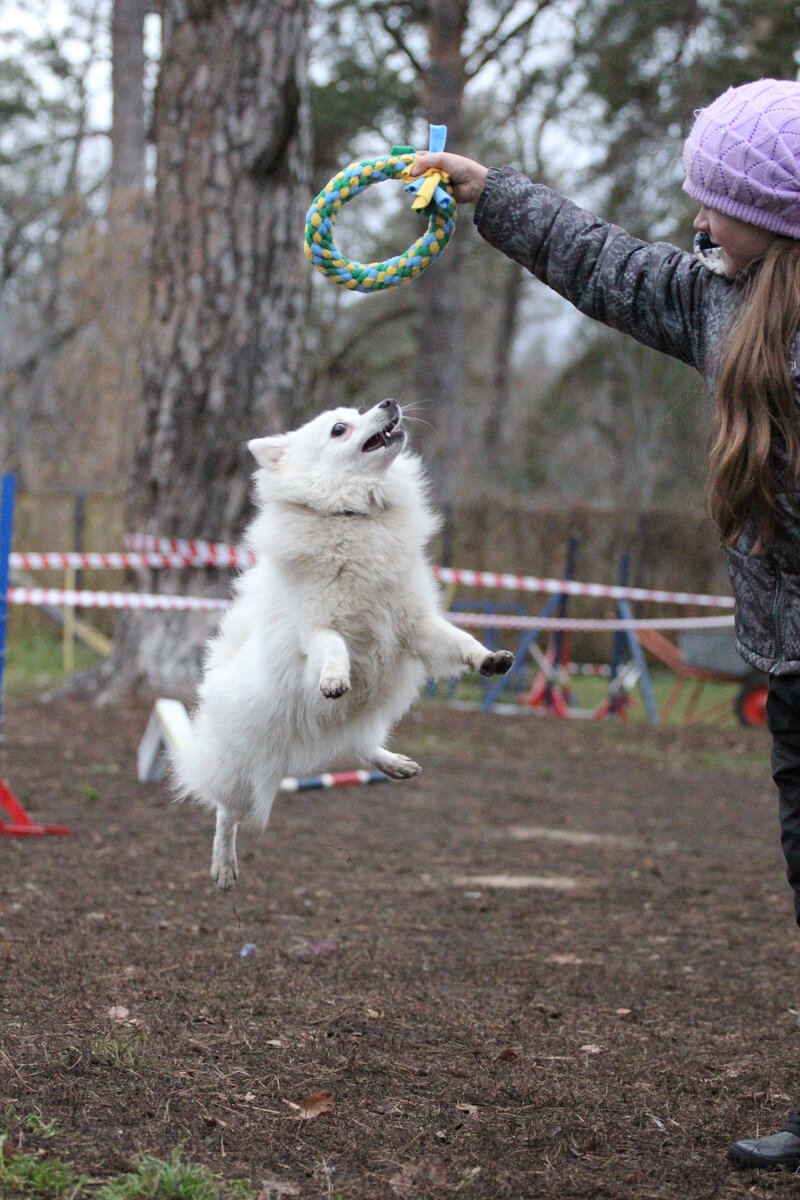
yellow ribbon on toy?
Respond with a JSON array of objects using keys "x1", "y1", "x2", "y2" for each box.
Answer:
[{"x1": 399, "y1": 162, "x2": 451, "y2": 210}]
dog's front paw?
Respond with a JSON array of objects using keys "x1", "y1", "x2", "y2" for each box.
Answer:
[
  {"x1": 479, "y1": 650, "x2": 514, "y2": 677},
  {"x1": 371, "y1": 749, "x2": 422, "y2": 779},
  {"x1": 211, "y1": 856, "x2": 239, "y2": 892},
  {"x1": 320, "y1": 675, "x2": 350, "y2": 699}
]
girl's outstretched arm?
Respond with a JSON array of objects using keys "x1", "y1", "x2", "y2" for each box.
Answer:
[{"x1": 472, "y1": 166, "x2": 729, "y2": 371}]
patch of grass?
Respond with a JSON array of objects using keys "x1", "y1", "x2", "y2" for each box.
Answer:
[
  {"x1": 18, "y1": 1116, "x2": 58, "y2": 1141},
  {"x1": 0, "y1": 1132, "x2": 86, "y2": 1198},
  {"x1": 1, "y1": 1109, "x2": 58, "y2": 1141},
  {"x1": 91, "y1": 1032, "x2": 150, "y2": 1070},
  {"x1": 4, "y1": 632, "x2": 100, "y2": 698},
  {"x1": 95, "y1": 1152, "x2": 256, "y2": 1200},
  {"x1": 0, "y1": 1113, "x2": 256, "y2": 1200}
]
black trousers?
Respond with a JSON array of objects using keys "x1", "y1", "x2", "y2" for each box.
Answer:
[{"x1": 767, "y1": 674, "x2": 800, "y2": 927}]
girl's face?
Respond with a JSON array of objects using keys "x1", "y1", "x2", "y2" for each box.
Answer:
[{"x1": 693, "y1": 205, "x2": 779, "y2": 278}]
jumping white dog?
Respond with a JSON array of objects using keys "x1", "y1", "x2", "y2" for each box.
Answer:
[{"x1": 172, "y1": 399, "x2": 513, "y2": 891}]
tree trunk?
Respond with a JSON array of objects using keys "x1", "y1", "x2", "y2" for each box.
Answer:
[
  {"x1": 97, "y1": 0, "x2": 312, "y2": 699},
  {"x1": 484, "y1": 258, "x2": 524, "y2": 481},
  {"x1": 111, "y1": 0, "x2": 149, "y2": 212},
  {"x1": 413, "y1": 0, "x2": 468, "y2": 532}
]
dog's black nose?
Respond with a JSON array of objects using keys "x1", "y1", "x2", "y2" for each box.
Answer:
[{"x1": 379, "y1": 398, "x2": 397, "y2": 411}]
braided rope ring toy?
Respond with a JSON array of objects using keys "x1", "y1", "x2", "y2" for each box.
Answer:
[{"x1": 304, "y1": 125, "x2": 456, "y2": 293}]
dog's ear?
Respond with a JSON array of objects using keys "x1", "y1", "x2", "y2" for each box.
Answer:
[{"x1": 248, "y1": 436, "x2": 287, "y2": 470}]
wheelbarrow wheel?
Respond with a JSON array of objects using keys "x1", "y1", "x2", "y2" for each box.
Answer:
[{"x1": 735, "y1": 674, "x2": 768, "y2": 728}]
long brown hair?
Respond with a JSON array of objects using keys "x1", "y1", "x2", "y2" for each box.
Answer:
[{"x1": 706, "y1": 237, "x2": 800, "y2": 552}]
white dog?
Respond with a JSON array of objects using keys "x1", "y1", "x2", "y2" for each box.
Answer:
[{"x1": 172, "y1": 399, "x2": 513, "y2": 891}]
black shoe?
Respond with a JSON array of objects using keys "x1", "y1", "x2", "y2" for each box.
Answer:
[{"x1": 729, "y1": 1129, "x2": 800, "y2": 1170}]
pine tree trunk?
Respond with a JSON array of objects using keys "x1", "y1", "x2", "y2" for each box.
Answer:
[
  {"x1": 96, "y1": 0, "x2": 312, "y2": 699},
  {"x1": 111, "y1": 0, "x2": 149, "y2": 209}
]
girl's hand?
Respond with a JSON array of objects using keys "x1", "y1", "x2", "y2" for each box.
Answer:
[{"x1": 411, "y1": 152, "x2": 489, "y2": 205}]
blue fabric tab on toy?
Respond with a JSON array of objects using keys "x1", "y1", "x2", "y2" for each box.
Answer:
[{"x1": 428, "y1": 125, "x2": 447, "y2": 153}]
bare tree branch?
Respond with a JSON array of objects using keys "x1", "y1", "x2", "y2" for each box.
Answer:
[
  {"x1": 310, "y1": 299, "x2": 417, "y2": 383},
  {"x1": 372, "y1": 5, "x2": 427, "y2": 75},
  {"x1": 466, "y1": 0, "x2": 556, "y2": 79},
  {"x1": 463, "y1": 0, "x2": 518, "y2": 70}
]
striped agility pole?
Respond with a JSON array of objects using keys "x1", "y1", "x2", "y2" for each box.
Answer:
[{"x1": 280, "y1": 770, "x2": 390, "y2": 792}]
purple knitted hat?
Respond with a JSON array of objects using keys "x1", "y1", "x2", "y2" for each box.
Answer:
[{"x1": 683, "y1": 78, "x2": 800, "y2": 239}]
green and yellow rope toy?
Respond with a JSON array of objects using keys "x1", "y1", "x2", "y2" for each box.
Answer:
[{"x1": 304, "y1": 124, "x2": 455, "y2": 293}]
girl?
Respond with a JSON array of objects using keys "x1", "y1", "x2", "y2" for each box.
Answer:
[{"x1": 414, "y1": 77, "x2": 800, "y2": 1171}]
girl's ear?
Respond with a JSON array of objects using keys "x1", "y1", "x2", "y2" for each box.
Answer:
[{"x1": 248, "y1": 436, "x2": 287, "y2": 470}]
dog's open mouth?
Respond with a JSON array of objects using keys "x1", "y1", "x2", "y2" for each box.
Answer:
[{"x1": 361, "y1": 413, "x2": 404, "y2": 453}]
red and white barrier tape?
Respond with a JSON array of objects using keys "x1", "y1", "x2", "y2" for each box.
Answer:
[
  {"x1": 128, "y1": 535, "x2": 735, "y2": 608},
  {"x1": 6, "y1": 586, "x2": 734, "y2": 630},
  {"x1": 433, "y1": 566, "x2": 733, "y2": 609},
  {"x1": 124, "y1": 533, "x2": 253, "y2": 569},
  {"x1": 9, "y1": 550, "x2": 248, "y2": 571},
  {"x1": 446, "y1": 612, "x2": 734, "y2": 632},
  {"x1": 8, "y1": 588, "x2": 228, "y2": 612},
  {"x1": 14, "y1": 533, "x2": 735, "y2": 611}
]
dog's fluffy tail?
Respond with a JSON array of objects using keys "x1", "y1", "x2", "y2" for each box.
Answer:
[
  {"x1": 168, "y1": 719, "x2": 209, "y2": 804},
  {"x1": 167, "y1": 708, "x2": 234, "y2": 816},
  {"x1": 155, "y1": 699, "x2": 203, "y2": 803}
]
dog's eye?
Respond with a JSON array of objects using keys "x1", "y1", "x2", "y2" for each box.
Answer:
[{"x1": 331, "y1": 423, "x2": 348, "y2": 438}]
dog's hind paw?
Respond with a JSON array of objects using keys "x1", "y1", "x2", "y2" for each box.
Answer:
[
  {"x1": 320, "y1": 675, "x2": 350, "y2": 699},
  {"x1": 371, "y1": 749, "x2": 422, "y2": 780},
  {"x1": 211, "y1": 857, "x2": 239, "y2": 892},
  {"x1": 479, "y1": 650, "x2": 514, "y2": 677}
]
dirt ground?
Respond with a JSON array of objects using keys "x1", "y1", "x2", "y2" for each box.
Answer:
[{"x1": 2, "y1": 694, "x2": 800, "y2": 1199}]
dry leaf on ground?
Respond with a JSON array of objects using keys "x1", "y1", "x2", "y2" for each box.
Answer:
[{"x1": 284, "y1": 1090, "x2": 334, "y2": 1120}]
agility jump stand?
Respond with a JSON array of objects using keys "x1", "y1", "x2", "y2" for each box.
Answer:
[
  {"x1": 0, "y1": 473, "x2": 71, "y2": 837},
  {"x1": 481, "y1": 537, "x2": 579, "y2": 715},
  {"x1": 480, "y1": 542, "x2": 660, "y2": 725}
]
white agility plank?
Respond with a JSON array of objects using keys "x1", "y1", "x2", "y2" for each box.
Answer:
[{"x1": 136, "y1": 698, "x2": 193, "y2": 783}]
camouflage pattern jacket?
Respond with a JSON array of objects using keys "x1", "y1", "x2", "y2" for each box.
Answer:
[{"x1": 474, "y1": 166, "x2": 800, "y2": 677}]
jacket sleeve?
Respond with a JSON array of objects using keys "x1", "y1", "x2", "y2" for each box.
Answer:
[{"x1": 473, "y1": 167, "x2": 715, "y2": 371}]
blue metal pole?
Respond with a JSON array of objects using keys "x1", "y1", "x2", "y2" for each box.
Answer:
[
  {"x1": 0, "y1": 474, "x2": 16, "y2": 741},
  {"x1": 480, "y1": 536, "x2": 579, "y2": 714},
  {"x1": 618, "y1": 594, "x2": 660, "y2": 726}
]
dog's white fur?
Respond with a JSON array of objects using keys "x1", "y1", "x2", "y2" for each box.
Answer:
[{"x1": 172, "y1": 400, "x2": 512, "y2": 891}]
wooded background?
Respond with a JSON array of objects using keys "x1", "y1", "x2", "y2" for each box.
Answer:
[{"x1": 1, "y1": 0, "x2": 796, "y2": 691}]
